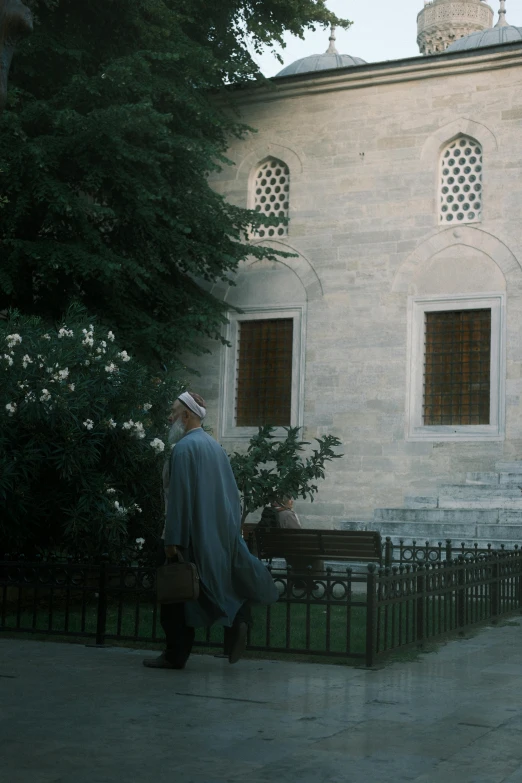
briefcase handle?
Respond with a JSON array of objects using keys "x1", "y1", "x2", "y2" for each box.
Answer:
[{"x1": 166, "y1": 548, "x2": 186, "y2": 565}]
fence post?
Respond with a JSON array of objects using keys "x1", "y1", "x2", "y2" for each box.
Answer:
[
  {"x1": 445, "y1": 539, "x2": 452, "y2": 562},
  {"x1": 95, "y1": 554, "x2": 109, "y2": 646},
  {"x1": 518, "y1": 550, "x2": 522, "y2": 612},
  {"x1": 384, "y1": 537, "x2": 393, "y2": 568},
  {"x1": 416, "y1": 564, "x2": 425, "y2": 646},
  {"x1": 456, "y1": 556, "x2": 465, "y2": 630},
  {"x1": 490, "y1": 555, "x2": 500, "y2": 623},
  {"x1": 365, "y1": 564, "x2": 376, "y2": 668}
]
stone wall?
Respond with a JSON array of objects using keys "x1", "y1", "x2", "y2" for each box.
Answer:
[{"x1": 193, "y1": 50, "x2": 522, "y2": 528}]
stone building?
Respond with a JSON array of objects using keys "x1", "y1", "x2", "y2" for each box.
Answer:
[{"x1": 195, "y1": 0, "x2": 522, "y2": 545}]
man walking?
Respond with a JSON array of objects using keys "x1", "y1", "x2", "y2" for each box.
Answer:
[{"x1": 143, "y1": 391, "x2": 279, "y2": 670}]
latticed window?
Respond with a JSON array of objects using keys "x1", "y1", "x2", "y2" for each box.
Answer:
[
  {"x1": 440, "y1": 136, "x2": 483, "y2": 224},
  {"x1": 235, "y1": 318, "x2": 293, "y2": 426},
  {"x1": 423, "y1": 309, "x2": 491, "y2": 426},
  {"x1": 253, "y1": 159, "x2": 290, "y2": 238}
]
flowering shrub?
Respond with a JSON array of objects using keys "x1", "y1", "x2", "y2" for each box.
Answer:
[{"x1": 0, "y1": 306, "x2": 182, "y2": 559}]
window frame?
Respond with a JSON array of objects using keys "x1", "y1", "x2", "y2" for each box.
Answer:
[
  {"x1": 406, "y1": 293, "x2": 506, "y2": 442},
  {"x1": 220, "y1": 306, "x2": 305, "y2": 440}
]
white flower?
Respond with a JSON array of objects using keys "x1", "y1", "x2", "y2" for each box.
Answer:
[
  {"x1": 84, "y1": 360, "x2": 90, "y2": 366},
  {"x1": 68, "y1": 383, "x2": 75, "y2": 392},
  {"x1": 57, "y1": 327, "x2": 74, "y2": 338},
  {"x1": 100, "y1": 340, "x2": 107, "y2": 348},
  {"x1": 133, "y1": 506, "x2": 143, "y2": 514},
  {"x1": 25, "y1": 391, "x2": 36, "y2": 403},
  {"x1": 5, "y1": 402, "x2": 17, "y2": 415},
  {"x1": 41, "y1": 333, "x2": 51, "y2": 340},
  {"x1": 82, "y1": 335, "x2": 94, "y2": 347},
  {"x1": 108, "y1": 418, "x2": 117, "y2": 428},
  {"x1": 106, "y1": 488, "x2": 116, "y2": 495},
  {"x1": 107, "y1": 331, "x2": 115, "y2": 342},
  {"x1": 142, "y1": 403, "x2": 152, "y2": 411},
  {"x1": 114, "y1": 500, "x2": 126, "y2": 515},
  {"x1": 3, "y1": 354, "x2": 13, "y2": 366},
  {"x1": 46, "y1": 367, "x2": 53, "y2": 374},
  {"x1": 135, "y1": 537, "x2": 145, "y2": 549},
  {"x1": 122, "y1": 419, "x2": 134, "y2": 430},
  {"x1": 22, "y1": 354, "x2": 33, "y2": 368},
  {"x1": 17, "y1": 381, "x2": 27, "y2": 389},
  {"x1": 40, "y1": 389, "x2": 51, "y2": 402},
  {"x1": 57, "y1": 368, "x2": 69, "y2": 381},
  {"x1": 83, "y1": 419, "x2": 94, "y2": 430},
  {"x1": 133, "y1": 421, "x2": 146, "y2": 439},
  {"x1": 6, "y1": 334, "x2": 22, "y2": 348},
  {"x1": 117, "y1": 350, "x2": 131, "y2": 362},
  {"x1": 104, "y1": 362, "x2": 118, "y2": 374},
  {"x1": 150, "y1": 437, "x2": 165, "y2": 454},
  {"x1": 94, "y1": 355, "x2": 101, "y2": 361}
]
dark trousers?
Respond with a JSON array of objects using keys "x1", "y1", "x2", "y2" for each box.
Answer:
[{"x1": 157, "y1": 542, "x2": 251, "y2": 663}]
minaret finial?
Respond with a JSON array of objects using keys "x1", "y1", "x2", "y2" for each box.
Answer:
[
  {"x1": 326, "y1": 25, "x2": 338, "y2": 55},
  {"x1": 496, "y1": 0, "x2": 508, "y2": 28}
]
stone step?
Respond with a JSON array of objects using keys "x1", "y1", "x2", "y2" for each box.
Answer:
[
  {"x1": 465, "y1": 472, "x2": 522, "y2": 487},
  {"x1": 439, "y1": 484, "x2": 522, "y2": 498},
  {"x1": 374, "y1": 508, "x2": 501, "y2": 524},
  {"x1": 495, "y1": 462, "x2": 522, "y2": 473},
  {"x1": 466, "y1": 472, "x2": 500, "y2": 485},
  {"x1": 403, "y1": 495, "x2": 439, "y2": 509},
  {"x1": 438, "y1": 485, "x2": 522, "y2": 508},
  {"x1": 369, "y1": 520, "x2": 522, "y2": 543},
  {"x1": 375, "y1": 508, "x2": 522, "y2": 525}
]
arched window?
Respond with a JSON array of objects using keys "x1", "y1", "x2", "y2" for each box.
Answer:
[
  {"x1": 440, "y1": 136, "x2": 483, "y2": 224},
  {"x1": 253, "y1": 158, "x2": 290, "y2": 238}
]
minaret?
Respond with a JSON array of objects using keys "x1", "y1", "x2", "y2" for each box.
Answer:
[{"x1": 417, "y1": 0, "x2": 494, "y2": 55}]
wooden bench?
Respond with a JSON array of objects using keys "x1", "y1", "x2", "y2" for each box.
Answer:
[{"x1": 252, "y1": 527, "x2": 384, "y2": 571}]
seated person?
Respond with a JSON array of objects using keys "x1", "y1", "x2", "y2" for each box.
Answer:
[{"x1": 271, "y1": 496, "x2": 301, "y2": 529}]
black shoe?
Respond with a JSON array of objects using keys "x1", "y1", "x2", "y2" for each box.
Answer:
[
  {"x1": 228, "y1": 622, "x2": 248, "y2": 665},
  {"x1": 142, "y1": 653, "x2": 186, "y2": 670}
]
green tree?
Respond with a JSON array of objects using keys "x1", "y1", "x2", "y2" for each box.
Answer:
[
  {"x1": 0, "y1": 0, "x2": 350, "y2": 365},
  {"x1": 0, "y1": 304, "x2": 180, "y2": 558},
  {"x1": 229, "y1": 426, "x2": 343, "y2": 526}
]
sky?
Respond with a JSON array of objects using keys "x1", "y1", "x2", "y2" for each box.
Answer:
[{"x1": 253, "y1": 0, "x2": 522, "y2": 77}]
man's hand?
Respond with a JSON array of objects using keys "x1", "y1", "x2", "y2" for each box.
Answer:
[{"x1": 165, "y1": 545, "x2": 178, "y2": 559}]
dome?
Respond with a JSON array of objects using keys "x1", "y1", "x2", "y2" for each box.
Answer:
[
  {"x1": 446, "y1": 23, "x2": 522, "y2": 51},
  {"x1": 276, "y1": 52, "x2": 366, "y2": 77},
  {"x1": 275, "y1": 27, "x2": 366, "y2": 78},
  {"x1": 446, "y1": 1, "x2": 522, "y2": 52}
]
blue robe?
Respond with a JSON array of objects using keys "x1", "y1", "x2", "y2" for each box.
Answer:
[{"x1": 164, "y1": 428, "x2": 279, "y2": 627}]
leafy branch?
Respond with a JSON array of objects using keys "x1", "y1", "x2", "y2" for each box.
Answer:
[{"x1": 229, "y1": 425, "x2": 342, "y2": 525}]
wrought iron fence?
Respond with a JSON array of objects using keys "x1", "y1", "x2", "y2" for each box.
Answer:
[
  {"x1": 385, "y1": 537, "x2": 518, "y2": 566},
  {"x1": 2, "y1": 547, "x2": 522, "y2": 667}
]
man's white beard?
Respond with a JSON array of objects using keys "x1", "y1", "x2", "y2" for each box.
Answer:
[{"x1": 168, "y1": 420, "x2": 186, "y2": 446}]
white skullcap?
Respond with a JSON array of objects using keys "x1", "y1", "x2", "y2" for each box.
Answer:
[{"x1": 178, "y1": 391, "x2": 206, "y2": 420}]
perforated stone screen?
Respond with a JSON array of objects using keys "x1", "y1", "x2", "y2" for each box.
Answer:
[
  {"x1": 440, "y1": 137, "x2": 483, "y2": 224},
  {"x1": 253, "y1": 159, "x2": 290, "y2": 238}
]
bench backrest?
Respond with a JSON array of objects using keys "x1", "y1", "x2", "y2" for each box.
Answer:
[{"x1": 254, "y1": 528, "x2": 382, "y2": 564}]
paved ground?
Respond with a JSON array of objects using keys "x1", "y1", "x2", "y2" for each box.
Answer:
[{"x1": 2, "y1": 621, "x2": 522, "y2": 783}]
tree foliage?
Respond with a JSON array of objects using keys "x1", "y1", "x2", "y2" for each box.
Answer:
[
  {"x1": 229, "y1": 425, "x2": 343, "y2": 525},
  {"x1": 0, "y1": 0, "x2": 350, "y2": 365},
  {"x1": 0, "y1": 304, "x2": 180, "y2": 558}
]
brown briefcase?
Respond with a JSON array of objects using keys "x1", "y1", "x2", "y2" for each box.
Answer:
[{"x1": 156, "y1": 550, "x2": 200, "y2": 604}]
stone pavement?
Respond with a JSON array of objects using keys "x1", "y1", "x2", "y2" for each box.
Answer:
[{"x1": 2, "y1": 621, "x2": 522, "y2": 783}]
